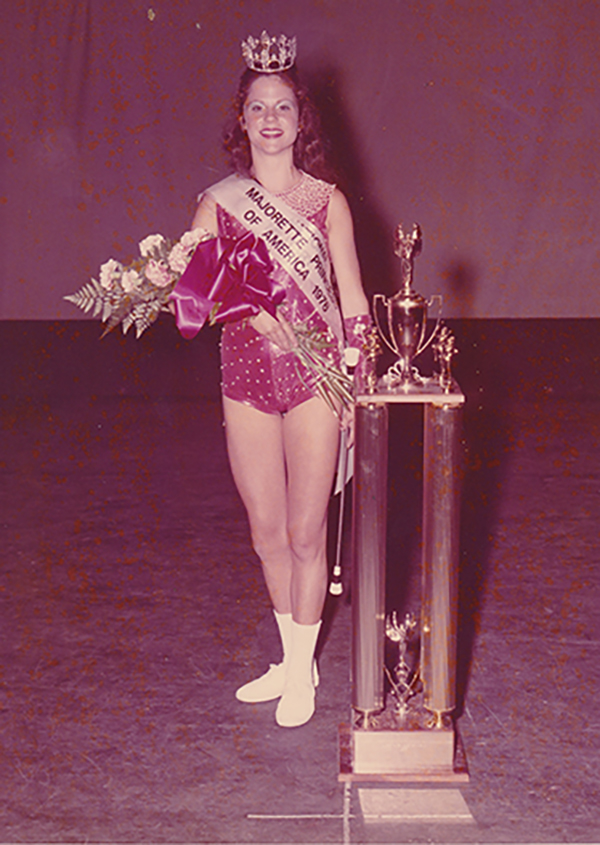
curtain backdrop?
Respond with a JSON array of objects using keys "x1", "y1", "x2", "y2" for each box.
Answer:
[{"x1": 1, "y1": 0, "x2": 598, "y2": 318}]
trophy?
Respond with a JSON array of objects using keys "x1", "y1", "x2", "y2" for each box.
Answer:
[
  {"x1": 374, "y1": 224, "x2": 441, "y2": 387},
  {"x1": 385, "y1": 611, "x2": 419, "y2": 718},
  {"x1": 432, "y1": 324, "x2": 458, "y2": 393},
  {"x1": 343, "y1": 223, "x2": 466, "y2": 785}
]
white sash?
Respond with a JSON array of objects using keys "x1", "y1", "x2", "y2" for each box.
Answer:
[{"x1": 207, "y1": 174, "x2": 343, "y2": 343}]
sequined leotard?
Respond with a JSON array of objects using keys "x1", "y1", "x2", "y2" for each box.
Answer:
[{"x1": 211, "y1": 172, "x2": 340, "y2": 415}]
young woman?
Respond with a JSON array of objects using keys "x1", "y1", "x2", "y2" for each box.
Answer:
[{"x1": 173, "y1": 33, "x2": 371, "y2": 727}]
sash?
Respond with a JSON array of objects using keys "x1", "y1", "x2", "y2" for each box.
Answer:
[{"x1": 207, "y1": 174, "x2": 343, "y2": 344}]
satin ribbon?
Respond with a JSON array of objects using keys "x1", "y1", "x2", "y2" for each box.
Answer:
[{"x1": 169, "y1": 232, "x2": 285, "y2": 340}]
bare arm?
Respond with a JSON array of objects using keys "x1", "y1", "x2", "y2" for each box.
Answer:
[
  {"x1": 326, "y1": 188, "x2": 369, "y2": 318},
  {"x1": 191, "y1": 192, "x2": 218, "y2": 236},
  {"x1": 326, "y1": 188, "x2": 371, "y2": 441}
]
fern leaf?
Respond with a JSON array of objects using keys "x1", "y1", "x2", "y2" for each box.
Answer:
[
  {"x1": 99, "y1": 310, "x2": 120, "y2": 338},
  {"x1": 133, "y1": 300, "x2": 162, "y2": 339},
  {"x1": 64, "y1": 279, "x2": 107, "y2": 316},
  {"x1": 102, "y1": 299, "x2": 113, "y2": 322}
]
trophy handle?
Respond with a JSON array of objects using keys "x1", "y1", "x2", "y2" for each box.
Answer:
[
  {"x1": 416, "y1": 294, "x2": 443, "y2": 356},
  {"x1": 373, "y1": 293, "x2": 397, "y2": 355}
]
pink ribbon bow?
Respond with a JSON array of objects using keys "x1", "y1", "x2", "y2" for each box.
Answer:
[{"x1": 169, "y1": 232, "x2": 285, "y2": 340}]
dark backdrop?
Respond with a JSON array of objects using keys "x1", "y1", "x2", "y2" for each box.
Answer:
[{"x1": 1, "y1": 0, "x2": 599, "y2": 320}]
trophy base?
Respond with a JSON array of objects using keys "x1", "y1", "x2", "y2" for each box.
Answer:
[
  {"x1": 338, "y1": 698, "x2": 469, "y2": 783},
  {"x1": 360, "y1": 376, "x2": 464, "y2": 405}
]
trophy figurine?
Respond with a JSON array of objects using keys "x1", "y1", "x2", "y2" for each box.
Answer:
[
  {"x1": 374, "y1": 224, "x2": 441, "y2": 387},
  {"x1": 432, "y1": 325, "x2": 458, "y2": 393}
]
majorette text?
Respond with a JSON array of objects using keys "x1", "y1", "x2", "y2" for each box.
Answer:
[{"x1": 243, "y1": 185, "x2": 332, "y2": 311}]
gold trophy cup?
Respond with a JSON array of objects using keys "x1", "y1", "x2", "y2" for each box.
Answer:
[{"x1": 374, "y1": 224, "x2": 441, "y2": 387}]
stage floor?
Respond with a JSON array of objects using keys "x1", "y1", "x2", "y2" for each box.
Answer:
[{"x1": 0, "y1": 319, "x2": 599, "y2": 843}]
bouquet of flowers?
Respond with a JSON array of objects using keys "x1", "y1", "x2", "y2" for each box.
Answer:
[
  {"x1": 64, "y1": 229, "x2": 213, "y2": 339},
  {"x1": 65, "y1": 228, "x2": 354, "y2": 413}
]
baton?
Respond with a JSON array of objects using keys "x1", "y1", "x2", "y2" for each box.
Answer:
[
  {"x1": 328, "y1": 347, "x2": 360, "y2": 596},
  {"x1": 329, "y1": 427, "x2": 348, "y2": 595}
]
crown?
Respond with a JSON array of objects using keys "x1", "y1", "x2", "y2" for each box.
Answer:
[{"x1": 241, "y1": 31, "x2": 297, "y2": 73}]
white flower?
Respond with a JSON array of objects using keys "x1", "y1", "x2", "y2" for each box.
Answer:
[
  {"x1": 167, "y1": 243, "x2": 188, "y2": 274},
  {"x1": 180, "y1": 228, "x2": 205, "y2": 249},
  {"x1": 99, "y1": 258, "x2": 122, "y2": 290},
  {"x1": 167, "y1": 228, "x2": 207, "y2": 274},
  {"x1": 144, "y1": 258, "x2": 173, "y2": 288},
  {"x1": 139, "y1": 233, "x2": 166, "y2": 257},
  {"x1": 122, "y1": 269, "x2": 142, "y2": 293}
]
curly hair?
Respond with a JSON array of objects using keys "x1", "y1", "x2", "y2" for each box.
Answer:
[{"x1": 223, "y1": 67, "x2": 334, "y2": 182}]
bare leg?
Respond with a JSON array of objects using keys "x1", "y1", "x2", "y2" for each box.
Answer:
[
  {"x1": 222, "y1": 395, "x2": 340, "y2": 620},
  {"x1": 222, "y1": 397, "x2": 292, "y2": 614},
  {"x1": 282, "y1": 397, "x2": 340, "y2": 623}
]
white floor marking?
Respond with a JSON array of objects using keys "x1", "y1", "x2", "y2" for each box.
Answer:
[
  {"x1": 343, "y1": 780, "x2": 351, "y2": 844},
  {"x1": 358, "y1": 787, "x2": 475, "y2": 824},
  {"x1": 248, "y1": 781, "x2": 354, "y2": 842},
  {"x1": 247, "y1": 813, "x2": 355, "y2": 820}
]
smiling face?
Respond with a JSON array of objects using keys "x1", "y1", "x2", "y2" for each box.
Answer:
[{"x1": 241, "y1": 74, "x2": 300, "y2": 162}]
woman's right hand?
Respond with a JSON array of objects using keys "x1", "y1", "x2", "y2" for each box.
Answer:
[{"x1": 249, "y1": 309, "x2": 296, "y2": 352}]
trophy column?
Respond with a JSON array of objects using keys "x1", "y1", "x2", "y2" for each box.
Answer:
[
  {"x1": 351, "y1": 404, "x2": 389, "y2": 715},
  {"x1": 421, "y1": 403, "x2": 463, "y2": 720}
]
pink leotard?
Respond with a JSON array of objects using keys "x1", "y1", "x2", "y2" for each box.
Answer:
[{"x1": 212, "y1": 172, "x2": 341, "y2": 415}]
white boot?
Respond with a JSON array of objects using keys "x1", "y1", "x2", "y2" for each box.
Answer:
[
  {"x1": 236, "y1": 611, "x2": 320, "y2": 703},
  {"x1": 236, "y1": 610, "x2": 291, "y2": 703},
  {"x1": 275, "y1": 619, "x2": 321, "y2": 727}
]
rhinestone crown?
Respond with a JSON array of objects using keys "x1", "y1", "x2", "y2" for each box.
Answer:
[{"x1": 241, "y1": 30, "x2": 297, "y2": 73}]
